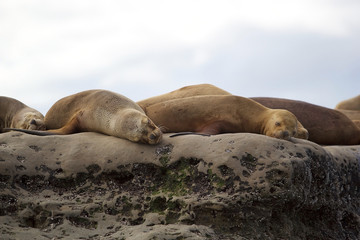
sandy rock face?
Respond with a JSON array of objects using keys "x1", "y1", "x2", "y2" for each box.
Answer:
[{"x1": 0, "y1": 132, "x2": 359, "y2": 239}]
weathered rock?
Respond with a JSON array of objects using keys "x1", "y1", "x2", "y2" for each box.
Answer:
[{"x1": 0, "y1": 132, "x2": 359, "y2": 239}]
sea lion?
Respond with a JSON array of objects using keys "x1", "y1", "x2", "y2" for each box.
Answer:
[
  {"x1": 0, "y1": 96, "x2": 45, "y2": 132},
  {"x1": 335, "y1": 95, "x2": 360, "y2": 110},
  {"x1": 143, "y1": 95, "x2": 308, "y2": 140},
  {"x1": 137, "y1": 83, "x2": 230, "y2": 109},
  {"x1": 6, "y1": 90, "x2": 162, "y2": 144},
  {"x1": 335, "y1": 109, "x2": 360, "y2": 121},
  {"x1": 137, "y1": 84, "x2": 308, "y2": 139},
  {"x1": 334, "y1": 109, "x2": 360, "y2": 130},
  {"x1": 251, "y1": 97, "x2": 360, "y2": 145},
  {"x1": 353, "y1": 120, "x2": 360, "y2": 129}
]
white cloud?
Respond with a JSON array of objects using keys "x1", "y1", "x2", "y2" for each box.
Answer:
[{"x1": 0, "y1": 0, "x2": 359, "y2": 113}]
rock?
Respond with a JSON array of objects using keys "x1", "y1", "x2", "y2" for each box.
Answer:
[{"x1": 0, "y1": 132, "x2": 359, "y2": 239}]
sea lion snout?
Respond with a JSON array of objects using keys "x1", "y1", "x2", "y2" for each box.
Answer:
[
  {"x1": 282, "y1": 130, "x2": 290, "y2": 139},
  {"x1": 271, "y1": 129, "x2": 293, "y2": 140},
  {"x1": 139, "y1": 117, "x2": 163, "y2": 144},
  {"x1": 150, "y1": 128, "x2": 163, "y2": 144},
  {"x1": 143, "y1": 128, "x2": 162, "y2": 145},
  {"x1": 29, "y1": 119, "x2": 46, "y2": 130}
]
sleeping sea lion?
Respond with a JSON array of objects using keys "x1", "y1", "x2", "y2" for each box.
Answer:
[
  {"x1": 335, "y1": 95, "x2": 360, "y2": 110},
  {"x1": 137, "y1": 84, "x2": 308, "y2": 139},
  {"x1": 6, "y1": 90, "x2": 162, "y2": 144},
  {"x1": 143, "y1": 95, "x2": 308, "y2": 141},
  {"x1": 0, "y1": 96, "x2": 45, "y2": 132},
  {"x1": 251, "y1": 97, "x2": 360, "y2": 145}
]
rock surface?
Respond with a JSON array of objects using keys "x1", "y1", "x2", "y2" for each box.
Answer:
[{"x1": 0, "y1": 132, "x2": 359, "y2": 239}]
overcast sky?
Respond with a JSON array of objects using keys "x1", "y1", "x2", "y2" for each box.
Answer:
[{"x1": 1, "y1": 0, "x2": 359, "y2": 114}]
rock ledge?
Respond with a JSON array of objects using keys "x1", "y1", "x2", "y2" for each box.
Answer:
[{"x1": 0, "y1": 132, "x2": 359, "y2": 239}]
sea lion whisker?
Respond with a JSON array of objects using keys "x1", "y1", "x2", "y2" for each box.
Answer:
[{"x1": 158, "y1": 125, "x2": 168, "y2": 132}]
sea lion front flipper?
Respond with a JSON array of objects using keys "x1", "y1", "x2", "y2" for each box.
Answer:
[
  {"x1": 3, "y1": 113, "x2": 83, "y2": 136},
  {"x1": 169, "y1": 132, "x2": 211, "y2": 138},
  {"x1": 3, "y1": 128, "x2": 56, "y2": 136},
  {"x1": 48, "y1": 112, "x2": 83, "y2": 135}
]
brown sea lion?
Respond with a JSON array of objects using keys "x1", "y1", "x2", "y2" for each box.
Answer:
[
  {"x1": 335, "y1": 95, "x2": 360, "y2": 110},
  {"x1": 143, "y1": 95, "x2": 308, "y2": 141},
  {"x1": 137, "y1": 84, "x2": 308, "y2": 139},
  {"x1": 137, "y1": 83, "x2": 230, "y2": 109},
  {"x1": 251, "y1": 97, "x2": 360, "y2": 145},
  {"x1": 0, "y1": 96, "x2": 45, "y2": 132},
  {"x1": 6, "y1": 90, "x2": 162, "y2": 144}
]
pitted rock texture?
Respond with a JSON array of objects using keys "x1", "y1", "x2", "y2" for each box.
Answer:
[{"x1": 0, "y1": 132, "x2": 359, "y2": 239}]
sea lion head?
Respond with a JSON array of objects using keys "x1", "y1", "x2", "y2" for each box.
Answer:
[
  {"x1": 264, "y1": 110, "x2": 298, "y2": 140},
  {"x1": 120, "y1": 110, "x2": 162, "y2": 144},
  {"x1": 15, "y1": 112, "x2": 46, "y2": 130}
]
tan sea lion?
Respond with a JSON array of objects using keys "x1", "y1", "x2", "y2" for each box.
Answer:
[
  {"x1": 143, "y1": 95, "x2": 308, "y2": 140},
  {"x1": 137, "y1": 84, "x2": 308, "y2": 139},
  {"x1": 335, "y1": 109, "x2": 360, "y2": 121},
  {"x1": 0, "y1": 96, "x2": 45, "y2": 132},
  {"x1": 353, "y1": 120, "x2": 360, "y2": 129},
  {"x1": 251, "y1": 97, "x2": 360, "y2": 145},
  {"x1": 6, "y1": 90, "x2": 162, "y2": 144},
  {"x1": 335, "y1": 95, "x2": 360, "y2": 110},
  {"x1": 137, "y1": 83, "x2": 230, "y2": 109}
]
